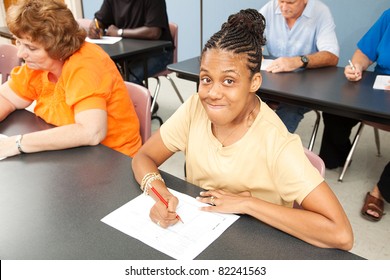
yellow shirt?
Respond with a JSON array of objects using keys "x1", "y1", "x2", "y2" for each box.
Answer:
[
  {"x1": 160, "y1": 94, "x2": 323, "y2": 207},
  {"x1": 9, "y1": 42, "x2": 141, "y2": 157}
]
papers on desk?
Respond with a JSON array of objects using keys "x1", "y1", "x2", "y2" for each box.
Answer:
[
  {"x1": 261, "y1": 58, "x2": 274, "y2": 70},
  {"x1": 0, "y1": 134, "x2": 7, "y2": 160},
  {"x1": 101, "y1": 188, "x2": 239, "y2": 260},
  {"x1": 373, "y1": 75, "x2": 390, "y2": 90},
  {"x1": 85, "y1": 36, "x2": 122, "y2": 44}
]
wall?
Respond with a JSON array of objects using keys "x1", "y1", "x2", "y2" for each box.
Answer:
[{"x1": 81, "y1": 0, "x2": 390, "y2": 66}]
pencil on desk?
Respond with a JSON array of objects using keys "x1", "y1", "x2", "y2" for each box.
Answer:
[{"x1": 150, "y1": 186, "x2": 183, "y2": 223}]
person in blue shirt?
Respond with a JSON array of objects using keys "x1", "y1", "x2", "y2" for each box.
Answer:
[
  {"x1": 319, "y1": 9, "x2": 390, "y2": 222},
  {"x1": 259, "y1": 0, "x2": 339, "y2": 133}
]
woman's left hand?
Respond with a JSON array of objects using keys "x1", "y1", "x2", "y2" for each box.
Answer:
[{"x1": 196, "y1": 189, "x2": 252, "y2": 214}]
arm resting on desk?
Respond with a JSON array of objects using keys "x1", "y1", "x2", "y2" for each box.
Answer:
[
  {"x1": 266, "y1": 51, "x2": 338, "y2": 73},
  {"x1": 199, "y1": 181, "x2": 354, "y2": 251},
  {"x1": 0, "y1": 83, "x2": 32, "y2": 121},
  {"x1": 133, "y1": 130, "x2": 354, "y2": 250}
]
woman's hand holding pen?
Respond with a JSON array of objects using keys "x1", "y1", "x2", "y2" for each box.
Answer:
[
  {"x1": 149, "y1": 191, "x2": 180, "y2": 228},
  {"x1": 345, "y1": 60, "x2": 363, "y2": 81}
]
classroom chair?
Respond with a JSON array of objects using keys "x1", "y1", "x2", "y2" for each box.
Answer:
[
  {"x1": 77, "y1": 18, "x2": 92, "y2": 32},
  {"x1": 265, "y1": 101, "x2": 321, "y2": 151},
  {"x1": 293, "y1": 147, "x2": 326, "y2": 209},
  {"x1": 338, "y1": 121, "x2": 389, "y2": 182},
  {"x1": 124, "y1": 81, "x2": 152, "y2": 144},
  {"x1": 149, "y1": 22, "x2": 185, "y2": 122},
  {"x1": 304, "y1": 147, "x2": 325, "y2": 177},
  {"x1": 0, "y1": 43, "x2": 22, "y2": 84}
]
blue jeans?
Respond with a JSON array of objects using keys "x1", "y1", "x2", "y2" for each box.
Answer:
[
  {"x1": 275, "y1": 103, "x2": 311, "y2": 133},
  {"x1": 127, "y1": 49, "x2": 173, "y2": 85}
]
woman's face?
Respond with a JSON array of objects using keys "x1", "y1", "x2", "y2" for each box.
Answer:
[
  {"x1": 198, "y1": 49, "x2": 261, "y2": 126},
  {"x1": 15, "y1": 37, "x2": 60, "y2": 72}
]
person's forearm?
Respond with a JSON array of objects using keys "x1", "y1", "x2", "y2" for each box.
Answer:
[
  {"x1": 351, "y1": 49, "x2": 372, "y2": 72},
  {"x1": 122, "y1": 26, "x2": 161, "y2": 40},
  {"x1": 13, "y1": 123, "x2": 104, "y2": 154},
  {"x1": 0, "y1": 93, "x2": 17, "y2": 122},
  {"x1": 305, "y1": 51, "x2": 339, "y2": 68},
  {"x1": 244, "y1": 198, "x2": 352, "y2": 250}
]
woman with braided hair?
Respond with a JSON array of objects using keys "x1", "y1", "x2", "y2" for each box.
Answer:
[{"x1": 132, "y1": 9, "x2": 353, "y2": 250}]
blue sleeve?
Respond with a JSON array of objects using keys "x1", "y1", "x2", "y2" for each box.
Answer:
[{"x1": 357, "y1": 9, "x2": 390, "y2": 62}]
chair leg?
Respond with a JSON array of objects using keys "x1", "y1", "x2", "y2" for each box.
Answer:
[
  {"x1": 151, "y1": 77, "x2": 161, "y2": 114},
  {"x1": 373, "y1": 127, "x2": 381, "y2": 157},
  {"x1": 166, "y1": 75, "x2": 185, "y2": 103},
  {"x1": 307, "y1": 110, "x2": 321, "y2": 151},
  {"x1": 151, "y1": 115, "x2": 163, "y2": 126},
  {"x1": 338, "y1": 122, "x2": 365, "y2": 182}
]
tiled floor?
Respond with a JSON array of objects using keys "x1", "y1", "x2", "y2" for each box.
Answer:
[{"x1": 150, "y1": 73, "x2": 390, "y2": 260}]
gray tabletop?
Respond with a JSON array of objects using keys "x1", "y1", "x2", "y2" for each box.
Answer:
[
  {"x1": 168, "y1": 57, "x2": 390, "y2": 125},
  {"x1": 98, "y1": 38, "x2": 171, "y2": 60},
  {"x1": 0, "y1": 110, "x2": 363, "y2": 260}
]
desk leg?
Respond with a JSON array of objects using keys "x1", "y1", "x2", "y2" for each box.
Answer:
[{"x1": 115, "y1": 60, "x2": 128, "y2": 81}]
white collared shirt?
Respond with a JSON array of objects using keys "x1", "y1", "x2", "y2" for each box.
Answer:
[{"x1": 259, "y1": 0, "x2": 339, "y2": 57}]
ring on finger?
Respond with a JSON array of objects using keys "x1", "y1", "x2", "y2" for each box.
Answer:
[
  {"x1": 210, "y1": 196, "x2": 215, "y2": 206},
  {"x1": 156, "y1": 220, "x2": 161, "y2": 226}
]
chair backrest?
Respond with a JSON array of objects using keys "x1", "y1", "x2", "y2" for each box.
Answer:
[
  {"x1": 293, "y1": 148, "x2": 326, "y2": 209},
  {"x1": 124, "y1": 81, "x2": 152, "y2": 144},
  {"x1": 0, "y1": 44, "x2": 23, "y2": 84},
  {"x1": 77, "y1": 18, "x2": 92, "y2": 32},
  {"x1": 303, "y1": 147, "x2": 325, "y2": 177},
  {"x1": 151, "y1": 22, "x2": 178, "y2": 78},
  {"x1": 168, "y1": 22, "x2": 178, "y2": 64}
]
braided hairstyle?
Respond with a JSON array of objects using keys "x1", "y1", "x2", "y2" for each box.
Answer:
[{"x1": 201, "y1": 9, "x2": 266, "y2": 76}]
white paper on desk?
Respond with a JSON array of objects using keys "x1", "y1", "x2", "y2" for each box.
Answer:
[
  {"x1": 373, "y1": 75, "x2": 390, "y2": 90},
  {"x1": 0, "y1": 134, "x2": 7, "y2": 160},
  {"x1": 85, "y1": 36, "x2": 122, "y2": 44},
  {"x1": 261, "y1": 58, "x2": 274, "y2": 70},
  {"x1": 101, "y1": 188, "x2": 239, "y2": 260}
]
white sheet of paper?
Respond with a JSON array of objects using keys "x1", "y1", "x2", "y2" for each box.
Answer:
[
  {"x1": 101, "y1": 188, "x2": 240, "y2": 260},
  {"x1": 85, "y1": 36, "x2": 122, "y2": 45},
  {"x1": 373, "y1": 75, "x2": 390, "y2": 90},
  {"x1": 0, "y1": 134, "x2": 7, "y2": 160},
  {"x1": 261, "y1": 58, "x2": 274, "y2": 70}
]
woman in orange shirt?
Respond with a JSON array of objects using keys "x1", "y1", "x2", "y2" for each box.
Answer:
[{"x1": 0, "y1": 0, "x2": 141, "y2": 158}]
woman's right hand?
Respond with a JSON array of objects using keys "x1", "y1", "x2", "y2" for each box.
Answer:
[
  {"x1": 149, "y1": 194, "x2": 180, "y2": 228},
  {"x1": 344, "y1": 64, "x2": 363, "y2": 82}
]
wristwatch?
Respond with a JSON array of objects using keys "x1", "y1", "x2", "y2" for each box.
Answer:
[
  {"x1": 117, "y1": 28, "x2": 123, "y2": 37},
  {"x1": 300, "y1": 55, "x2": 309, "y2": 68}
]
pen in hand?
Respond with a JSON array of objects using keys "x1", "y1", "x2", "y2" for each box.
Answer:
[
  {"x1": 94, "y1": 18, "x2": 102, "y2": 38},
  {"x1": 150, "y1": 186, "x2": 184, "y2": 223},
  {"x1": 348, "y1": 59, "x2": 358, "y2": 77}
]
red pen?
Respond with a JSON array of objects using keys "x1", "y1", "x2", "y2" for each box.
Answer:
[{"x1": 150, "y1": 186, "x2": 183, "y2": 223}]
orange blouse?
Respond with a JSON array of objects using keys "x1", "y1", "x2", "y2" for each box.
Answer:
[{"x1": 9, "y1": 42, "x2": 142, "y2": 157}]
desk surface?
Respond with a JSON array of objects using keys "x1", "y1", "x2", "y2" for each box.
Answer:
[
  {"x1": 0, "y1": 110, "x2": 362, "y2": 260},
  {"x1": 168, "y1": 57, "x2": 390, "y2": 125},
  {"x1": 98, "y1": 38, "x2": 171, "y2": 60},
  {"x1": 0, "y1": 25, "x2": 171, "y2": 59}
]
